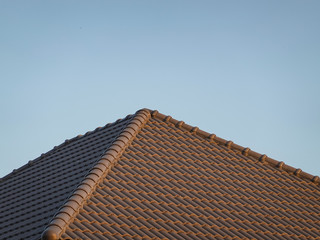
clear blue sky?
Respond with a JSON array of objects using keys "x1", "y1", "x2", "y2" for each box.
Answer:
[{"x1": 1, "y1": 1, "x2": 319, "y2": 178}]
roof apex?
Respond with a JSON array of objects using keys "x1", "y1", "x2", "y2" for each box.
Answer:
[
  {"x1": 41, "y1": 108, "x2": 319, "y2": 239},
  {"x1": 41, "y1": 109, "x2": 151, "y2": 240}
]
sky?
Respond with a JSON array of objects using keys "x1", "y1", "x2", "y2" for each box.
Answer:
[{"x1": 0, "y1": 1, "x2": 319, "y2": 178}]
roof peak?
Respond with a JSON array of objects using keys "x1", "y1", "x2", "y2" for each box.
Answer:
[
  {"x1": 56, "y1": 108, "x2": 320, "y2": 239},
  {"x1": 6, "y1": 107, "x2": 315, "y2": 240},
  {"x1": 5, "y1": 108, "x2": 317, "y2": 186},
  {"x1": 42, "y1": 109, "x2": 151, "y2": 240}
]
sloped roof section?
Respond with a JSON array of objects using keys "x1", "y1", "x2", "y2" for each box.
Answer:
[
  {"x1": 42, "y1": 109, "x2": 151, "y2": 239},
  {"x1": 1, "y1": 109, "x2": 320, "y2": 240},
  {"x1": 42, "y1": 109, "x2": 320, "y2": 239},
  {"x1": 0, "y1": 114, "x2": 133, "y2": 240}
]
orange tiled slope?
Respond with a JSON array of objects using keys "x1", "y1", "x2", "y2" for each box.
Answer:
[{"x1": 42, "y1": 109, "x2": 320, "y2": 240}]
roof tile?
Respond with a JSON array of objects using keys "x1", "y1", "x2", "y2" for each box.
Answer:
[
  {"x1": 1, "y1": 109, "x2": 319, "y2": 240},
  {"x1": 0, "y1": 114, "x2": 133, "y2": 240},
  {"x1": 60, "y1": 114, "x2": 320, "y2": 239}
]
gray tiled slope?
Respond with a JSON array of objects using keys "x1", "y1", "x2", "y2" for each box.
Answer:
[
  {"x1": 62, "y1": 117, "x2": 320, "y2": 239},
  {"x1": 0, "y1": 116, "x2": 132, "y2": 240}
]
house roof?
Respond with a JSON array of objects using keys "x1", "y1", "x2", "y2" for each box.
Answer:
[{"x1": 1, "y1": 109, "x2": 320, "y2": 240}]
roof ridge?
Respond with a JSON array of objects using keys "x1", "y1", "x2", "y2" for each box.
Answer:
[
  {"x1": 41, "y1": 109, "x2": 151, "y2": 240},
  {"x1": 150, "y1": 110, "x2": 320, "y2": 185},
  {"x1": 0, "y1": 114, "x2": 133, "y2": 182}
]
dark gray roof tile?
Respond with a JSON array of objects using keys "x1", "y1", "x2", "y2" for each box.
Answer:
[{"x1": 0, "y1": 115, "x2": 132, "y2": 240}]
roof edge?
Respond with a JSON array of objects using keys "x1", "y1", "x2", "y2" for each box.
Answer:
[
  {"x1": 150, "y1": 110, "x2": 320, "y2": 185},
  {"x1": 0, "y1": 114, "x2": 133, "y2": 182},
  {"x1": 41, "y1": 109, "x2": 151, "y2": 240}
]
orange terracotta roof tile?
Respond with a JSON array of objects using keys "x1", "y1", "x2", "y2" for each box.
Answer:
[{"x1": 1, "y1": 109, "x2": 319, "y2": 240}]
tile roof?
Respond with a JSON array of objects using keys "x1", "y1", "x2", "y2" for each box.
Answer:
[
  {"x1": 0, "y1": 114, "x2": 133, "y2": 240},
  {"x1": 1, "y1": 109, "x2": 319, "y2": 240}
]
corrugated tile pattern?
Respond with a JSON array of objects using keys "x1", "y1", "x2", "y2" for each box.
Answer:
[
  {"x1": 0, "y1": 116, "x2": 132, "y2": 240},
  {"x1": 63, "y1": 117, "x2": 320, "y2": 239}
]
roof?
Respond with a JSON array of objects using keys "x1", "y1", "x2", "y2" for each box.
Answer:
[{"x1": 1, "y1": 109, "x2": 319, "y2": 240}]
